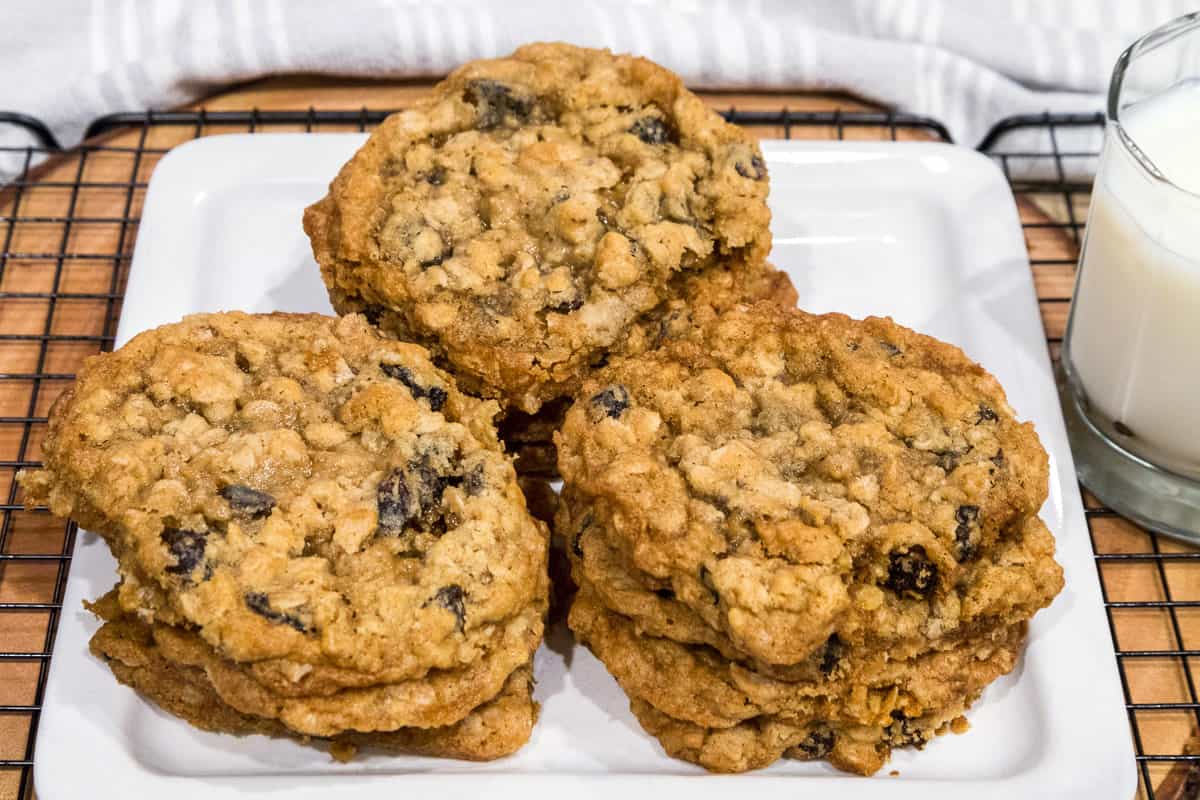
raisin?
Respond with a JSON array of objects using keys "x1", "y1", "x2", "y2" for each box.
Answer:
[
  {"x1": 234, "y1": 352, "x2": 253, "y2": 373},
  {"x1": 819, "y1": 634, "x2": 845, "y2": 676},
  {"x1": 245, "y1": 591, "x2": 272, "y2": 616},
  {"x1": 244, "y1": 592, "x2": 309, "y2": 633},
  {"x1": 991, "y1": 449, "x2": 1005, "y2": 467},
  {"x1": 571, "y1": 512, "x2": 593, "y2": 558},
  {"x1": 735, "y1": 154, "x2": 767, "y2": 181},
  {"x1": 377, "y1": 468, "x2": 415, "y2": 533},
  {"x1": 954, "y1": 505, "x2": 980, "y2": 561},
  {"x1": 699, "y1": 565, "x2": 720, "y2": 605},
  {"x1": 629, "y1": 117, "x2": 672, "y2": 145},
  {"x1": 464, "y1": 79, "x2": 532, "y2": 130},
  {"x1": 954, "y1": 539, "x2": 978, "y2": 563},
  {"x1": 380, "y1": 363, "x2": 448, "y2": 411},
  {"x1": 934, "y1": 449, "x2": 961, "y2": 472},
  {"x1": 376, "y1": 455, "x2": 466, "y2": 537},
  {"x1": 590, "y1": 386, "x2": 629, "y2": 420},
  {"x1": 883, "y1": 545, "x2": 938, "y2": 598},
  {"x1": 381, "y1": 363, "x2": 421, "y2": 394},
  {"x1": 429, "y1": 584, "x2": 467, "y2": 631},
  {"x1": 426, "y1": 386, "x2": 448, "y2": 412},
  {"x1": 412, "y1": 455, "x2": 458, "y2": 516},
  {"x1": 419, "y1": 244, "x2": 453, "y2": 268},
  {"x1": 425, "y1": 165, "x2": 446, "y2": 186},
  {"x1": 463, "y1": 463, "x2": 486, "y2": 496},
  {"x1": 884, "y1": 710, "x2": 929, "y2": 748},
  {"x1": 162, "y1": 528, "x2": 206, "y2": 577},
  {"x1": 550, "y1": 297, "x2": 584, "y2": 314},
  {"x1": 654, "y1": 587, "x2": 676, "y2": 600},
  {"x1": 795, "y1": 725, "x2": 835, "y2": 759},
  {"x1": 219, "y1": 485, "x2": 275, "y2": 518},
  {"x1": 976, "y1": 404, "x2": 998, "y2": 423},
  {"x1": 879, "y1": 340, "x2": 902, "y2": 357}
]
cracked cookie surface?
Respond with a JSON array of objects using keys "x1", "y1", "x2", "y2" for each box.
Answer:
[
  {"x1": 21, "y1": 312, "x2": 548, "y2": 682},
  {"x1": 305, "y1": 42, "x2": 774, "y2": 413},
  {"x1": 556, "y1": 303, "x2": 1062, "y2": 667}
]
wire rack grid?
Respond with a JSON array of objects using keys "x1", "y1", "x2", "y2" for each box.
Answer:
[{"x1": 0, "y1": 107, "x2": 1192, "y2": 800}]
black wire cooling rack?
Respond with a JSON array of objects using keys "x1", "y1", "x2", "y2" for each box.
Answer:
[{"x1": 0, "y1": 106, "x2": 1190, "y2": 800}]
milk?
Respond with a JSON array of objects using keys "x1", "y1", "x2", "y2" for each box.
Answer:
[{"x1": 1066, "y1": 79, "x2": 1200, "y2": 478}]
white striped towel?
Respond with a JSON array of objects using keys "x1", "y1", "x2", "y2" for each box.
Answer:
[{"x1": 0, "y1": 0, "x2": 1196, "y2": 180}]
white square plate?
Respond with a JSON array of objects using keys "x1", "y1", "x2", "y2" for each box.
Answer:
[{"x1": 35, "y1": 135, "x2": 1135, "y2": 799}]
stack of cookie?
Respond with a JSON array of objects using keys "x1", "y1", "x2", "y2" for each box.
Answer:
[
  {"x1": 557, "y1": 305, "x2": 1065, "y2": 775},
  {"x1": 302, "y1": 42, "x2": 796, "y2": 475},
  {"x1": 21, "y1": 313, "x2": 548, "y2": 760}
]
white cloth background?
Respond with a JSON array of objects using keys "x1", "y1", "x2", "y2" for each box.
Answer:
[{"x1": 1, "y1": 0, "x2": 1197, "y2": 178}]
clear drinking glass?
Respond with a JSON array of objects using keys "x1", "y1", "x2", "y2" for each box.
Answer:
[{"x1": 1060, "y1": 12, "x2": 1200, "y2": 540}]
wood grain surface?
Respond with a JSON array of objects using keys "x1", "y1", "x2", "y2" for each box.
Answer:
[{"x1": 0, "y1": 76, "x2": 1191, "y2": 800}]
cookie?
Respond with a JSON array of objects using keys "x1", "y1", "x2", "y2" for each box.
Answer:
[
  {"x1": 339, "y1": 666, "x2": 537, "y2": 761},
  {"x1": 569, "y1": 586, "x2": 1022, "y2": 732},
  {"x1": 628, "y1": 692, "x2": 974, "y2": 775},
  {"x1": 304, "y1": 42, "x2": 774, "y2": 413},
  {"x1": 561, "y1": 488, "x2": 740, "y2": 660},
  {"x1": 88, "y1": 593, "x2": 537, "y2": 760},
  {"x1": 556, "y1": 303, "x2": 1062, "y2": 667},
  {"x1": 562, "y1": 487, "x2": 1062, "y2": 672},
  {"x1": 20, "y1": 312, "x2": 548, "y2": 683},
  {"x1": 150, "y1": 593, "x2": 543, "y2": 736}
]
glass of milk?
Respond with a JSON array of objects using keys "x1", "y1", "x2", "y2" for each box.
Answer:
[{"x1": 1061, "y1": 12, "x2": 1200, "y2": 539}]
